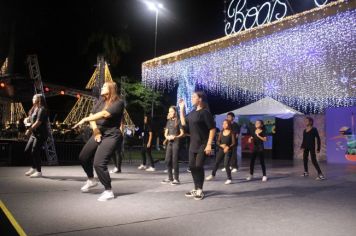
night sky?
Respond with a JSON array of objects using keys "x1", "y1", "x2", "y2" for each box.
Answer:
[{"x1": 0, "y1": 0, "x2": 329, "y2": 120}]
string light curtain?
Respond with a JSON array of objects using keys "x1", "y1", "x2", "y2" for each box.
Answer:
[{"x1": 142, "y1": 0, "x2": 356, "y2": 113}]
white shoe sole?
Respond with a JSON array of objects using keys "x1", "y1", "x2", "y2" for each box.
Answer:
[
  {"x1": 97, "y1": 196, "x2": 114, "y2": 201},
  {"x1": 81, "y1": 183, "x2": 98, "y2": 193}
]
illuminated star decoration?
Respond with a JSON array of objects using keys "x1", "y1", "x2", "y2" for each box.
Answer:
[{"x1": 264, "y1": 80, "x2": 281, "y2": 96}]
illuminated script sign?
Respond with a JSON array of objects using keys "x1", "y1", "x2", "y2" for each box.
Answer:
[
  {"x1": 225, "y1": 0, "x2": 331, "y2": 35},
  {"x1": 225, "y1": 0, "x2": 288, "y2": 35}
]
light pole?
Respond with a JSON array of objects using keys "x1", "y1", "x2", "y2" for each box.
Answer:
[{"x1": 145, "y1": 1, "x2": 163, "y2": 117}]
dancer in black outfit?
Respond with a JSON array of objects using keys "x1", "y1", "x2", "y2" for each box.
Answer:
[
  {"x1": 24, "y1": 94, "x2": 49, "y2": 178},
  {"x1": 226, "y1": 112, "x2": 240, "y2": 172},
  {"x1": 206, "y1": 119, "x2": 236, "y2": 184},
  {"x1": 74, "y1": 82, "x2": 124, "y2": 201},
  {"x1": 246, "y1": 120, "x2": 268, "y2": 182},
  {"x1": 301, "y1": 117, "x2": 325, "y2": 180},
  {"x1": 138, "y1": 115, "x2": 155, "y2": 171},
  {"x1": 110, "y1": 121, "x2": 124, "y2": 174},
  {"x1": 179, "y1": 91, "x2": 216, "y2": 200},
  {"x1": 161, "y1": 106, "x2": 184, "y2": 185}
]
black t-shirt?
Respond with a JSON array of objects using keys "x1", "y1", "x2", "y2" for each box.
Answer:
[
  {"x1": 184, "y1": 109, "x2": 215, "y2": 152},
  {"x1": 301, "y1": 127, "x2": 321, "y2": 151},
  {"x1": 251, "y1": 129, "x2": 266, "y2": 152},
  {"x1": 165, "y1": 119, "x2": 182, "y2": 136},
  {"x1": 91, "y1": 98, "x2": 125, "y2": 130},
  {"x1": 31, "y1": 106, "x2": 48, "y2": 139},
  {"x1": 231, "y1": 122, "x2": 241, "y2": 135},
  {"x1": 142, "y1": 123, "x2": 153, "y2": 145}
]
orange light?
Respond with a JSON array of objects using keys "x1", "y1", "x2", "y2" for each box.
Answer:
[
  {"x1": 0, "y1": 82, "x2": 5, "y2": 88},
  {"x1": 76, "y1": 94, "x2": 81, "y2": 99},
  {"x1": 60, "y1": 90, "x2": 65, "y2": 95}
]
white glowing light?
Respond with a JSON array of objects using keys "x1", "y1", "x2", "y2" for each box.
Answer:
[
  {"x1": 225, "y1": 0, "x2": 288, "y2": 35},
  {"x1": 142, "y1": 9, "x2": 356, "y2": 114},
  {"x1": 315, "y1": 0, "x2": 329, "y2": 7}
]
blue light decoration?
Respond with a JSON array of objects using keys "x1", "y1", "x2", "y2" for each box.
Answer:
[
  {"x1": 142, "y1": 0, "x2": 356, "y2": 114},
  {"x1": 176, "y1": 66, "x2": 196, "y2": 112}
]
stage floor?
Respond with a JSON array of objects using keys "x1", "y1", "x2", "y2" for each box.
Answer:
[{"x1": 0, "y1": 161, "x2": 355, "y2": 236}]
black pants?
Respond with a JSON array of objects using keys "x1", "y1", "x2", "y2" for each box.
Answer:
[
  {"x1": 212, "y1": 149, "x2": 232, "y2": 180},
  {"x1": 303, "y1": 148, "x2": 322, "y2": 175},
  {"x1": 141, "y1": 145, "x2": 154, "y2": 167},
  {"x1": 113, "y1": 135, "x2": 124, "y2": 171},
  {"x1": 165, "y1": 140, "x2": 180, "y2": 180},
  {"x1": 79, "y1": 131, "x2": 122, "y2": 190},
  {"x1": 230, "y1": 146, "x2": 238, "y2": 169},
  {"x1": 24, "y1": 135, "x2": 45, "y2": 172},
  {"x1": 250, "y1": 150, "x2": 266, "y2": 176},
  {"x1": 189, "y1": 146, "x2": 206, "y2": 190}
]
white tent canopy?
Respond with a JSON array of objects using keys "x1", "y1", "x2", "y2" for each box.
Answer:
[{"x1": 215, "y1": 97, "x2": 303, "y2": 127}]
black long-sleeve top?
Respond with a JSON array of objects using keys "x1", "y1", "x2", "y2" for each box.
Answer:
[{"x1": 301, "y1": 127, "x2": 321, "y2": 151}]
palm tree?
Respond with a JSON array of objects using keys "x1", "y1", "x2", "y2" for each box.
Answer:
[{"x1": 83, "y1": 31, "x2": 131, "y2": 67}]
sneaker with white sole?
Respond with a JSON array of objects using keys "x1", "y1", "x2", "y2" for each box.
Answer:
[
  {"x1": 194, "y1": 189, "x2": 205, "y2": 200},
  {"x1": 221, "y1": 168, "x2": 226, "y2": 172},
  {"x1": 171, "y1": 179, "x2": 180, "y2": 185},
  {"x1": 97, "y1": 190, "x2": 114, "y2": 201},
  {"x1": 301, "y1": 172, "x2": 309, "y2": 177},
  {"x1": 145, "y1": 167, "x2": 156, "y2": 172},
  {"x1": 161, "y1": 178, "x2": 172, "y2": 184},
  {"x1": 262, "y1": 176, "x2": 268, "y2": 182},
  {"x1": 231, "y1": 168, "x2": 238, "y2": 173},
  {"x1": 185, "y1": 189, "x2": 197, "y2": 198},
  {"x1": 81, "y1": 179, "x2": 98, "y2": 193},
  {"x1": 205, "y1": 175, "x2": 214, "y2": 181},
  {"x1": 225, "y1": 179, "x2": 232, "y2": 185},
  {"x1": 109, "y1": 167, "x2": 119, "y2": 174},
  {"x1": 138, "y1": 164, "x2": 146, "y2": 170},
  {"x1": 316, "y1": 175, "x2": 326, "y2": 181},
  {"x1": 29, "y1": 171, "x2": 42, "y2": 178},
  {"x1": 25, "y1": 168, "x2": 36, "y2": 176},
  {"x1": 246, "y1": 175, "x2": 253, "y2": 181}
]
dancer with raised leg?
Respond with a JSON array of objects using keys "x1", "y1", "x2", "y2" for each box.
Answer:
[
  {"x1": 73, "y1": 82, "x2": 124, "y2": 201},
  {"x1": 301, "y1": 117, "x2": 325, "y2": 180},
  {"x1": 179, "y1": 91, "x2": 216, "y2": 200},
  {"x1": 24, "y1": 94, "x2": 49, "y2": 178},
  {"x1": 206, "y1": 119, "x2": 236, "y2": 184}
]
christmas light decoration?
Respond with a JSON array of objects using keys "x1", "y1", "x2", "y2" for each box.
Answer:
[{"x1": 142, "y1": 0, "x2": 356, "y2": 113}]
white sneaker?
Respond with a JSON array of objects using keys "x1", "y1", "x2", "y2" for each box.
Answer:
[
  {"x1": 246, "y1": 175, "x2": 253, "y2": 181},
  {"x1": 205, "y1": 175, "x2": 214, "y2": 181},
  {"x1": 81, "y1": 179, "x2": 98, "y2": 193},
  {"x1": 164, "y1": 169, "x2": 168, "y2": 173},
  {"x1": 145, "y1": 167, "x2": 156, "y2": 172},
  {"x1": 262, "y1": 176, "x2": 268, "y2": 182},
  {"x1": 225, "y1": 179, "x2": 232, "y2": 185},
  {"x1": 109, "y1": 167, "x2": 119, "y2": 174},
  {"x1": 29, "y1": 171, "x2": 42, "y2": 178},
  {"x1": 221, "y1": 168, "x2": 226, "y2": 172},
  {"x1": 25, "y1": 168, "x2": 36, "y2": 176},
  {"x1": 231, "y1": 168, "x2": 238, "y2": 173},
  {"x1": 138, "y1": 164, "x2": 147, "y2": 170},
  {"x1": 97, "y1": 190, "x2": 114, "y2": 201}
]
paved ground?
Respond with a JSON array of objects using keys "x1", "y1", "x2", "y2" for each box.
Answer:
[{"x1": 0, "y1": 160, "x2": 356, "y2": 236}]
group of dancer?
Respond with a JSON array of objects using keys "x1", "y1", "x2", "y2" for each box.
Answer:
[{"x1": 23, "y1": 81, "x2": 325, "y2": 201}]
